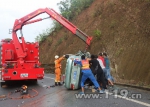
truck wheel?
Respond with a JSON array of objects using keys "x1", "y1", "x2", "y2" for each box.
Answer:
[
  {"x1": 32, "y1": 79, "x2": 37, "y2": 84},
  {"x1": 0, "y1": 82, "x2": 5, "y2": 87}
]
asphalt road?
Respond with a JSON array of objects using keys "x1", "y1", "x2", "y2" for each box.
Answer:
[{"x1": 0, "y1": 73, "x2": 150, "y2": 107}]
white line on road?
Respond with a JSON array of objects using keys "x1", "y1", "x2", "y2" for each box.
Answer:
[
  {"x1": 107, "y1": 92, "x2": 150, "y2": 107},
  {"x1": 44, "y1": 75, "x2": 150, "y2": 107},
  {"x1": 44, "y1": 76, "x2": 54, "y2": 80}
]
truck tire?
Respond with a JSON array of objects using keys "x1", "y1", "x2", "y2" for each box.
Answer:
[
  {"x1": 0, "y1": 82, "x2": 5, "y2": 87},
  {"x1": 32, "y1": 79, "x2": 37, "y2": 84}
]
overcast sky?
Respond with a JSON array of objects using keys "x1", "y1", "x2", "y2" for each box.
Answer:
[{"x1": 0, "y1": 0, "x2": 62, "y2": 42}]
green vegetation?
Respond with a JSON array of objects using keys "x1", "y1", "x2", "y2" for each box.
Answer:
[
  {"x1": 137, "y1": 81, "x2": 144, "y2": 86},
  {"x1": 57, "y1": 0, "x2": 95, "y2": 20},
  {"x1": 35, "y1": 0, "x2": 95, "y2": 43},
  {"x1": 35, "y1": 28, "x2": 53, "y2": 43},
  {"x1": 47, "y1": 38, "x2": 53, "y2": 46},
  {"x1": 63, "y1": 34, "x2": 68, "y2": 40},
  {"x1": 94, "y1": 29, "x2": 101, "y2": 40},
  {"x1": 116, "y1": 48, "x2": 123, "y2": 56},
  {"x1": 35, "y1": 34, "x2": 47, "y2": 43},
  {"x1": 146, "y1": 0, "x2": 150, "y2": 2},
  {"x1": 53, "y1": 21, "x2": 63, "y2": 32},
  {"x1": 93, "y1": 8, "x2": 102, "y2": 17},
  {"x1": 120, "y1": 0, "x2": 129, "y2": 4},
  {"x1": 110, "y1": 20, "x2": 116, "y2": 28},
  {"x1": 56, "y1": 38, "x2": 63, "y2": 46},
  {"x1": 4, "y1": 38, "x2": 12, "y2": 42}
]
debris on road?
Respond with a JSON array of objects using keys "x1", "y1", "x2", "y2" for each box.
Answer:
[
  {"x1": 46, "y1": 86, "x2": 50, "y2": 89},
  {"x1": 50, "y1": 85, "x2": 55, "y2": 87},
  {"x1": 0, "y1": 95, "x2": 6, "y2": 98},
  {"x1": 46, "y1": 85, "x2": 55, "y2": 89},
  {"x1": 8, "y1": 88, "x2": 38, "y2": 99}
]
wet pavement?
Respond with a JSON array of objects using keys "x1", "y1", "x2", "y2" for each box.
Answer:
[{"x1": 0, "y1": 73, "x2": 150, "y2": 107}]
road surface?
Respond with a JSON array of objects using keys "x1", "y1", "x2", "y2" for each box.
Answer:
[{"x1": 0, "y1": 73, "x2": 150, "y2": 107}]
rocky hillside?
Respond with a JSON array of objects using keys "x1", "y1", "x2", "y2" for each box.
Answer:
[{"x1": 40, "y1": 0, "x2": 150, "y2": 86}]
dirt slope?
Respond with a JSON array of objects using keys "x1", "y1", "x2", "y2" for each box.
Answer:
[{"x1": 40, "y1": 0, "x2": 150, "y2": 86}]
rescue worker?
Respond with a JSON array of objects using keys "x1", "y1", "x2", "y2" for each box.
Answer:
[
  {"x1": 71, "y1": 55, "x2": 104, "y2": 94},
  {"x1": 54, "y1": 55, "x2": 65, "y2": 86}
]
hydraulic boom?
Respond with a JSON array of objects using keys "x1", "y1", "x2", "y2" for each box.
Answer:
[{"x1": 13, "y1": 8, "x2": 92, "y2": 61}]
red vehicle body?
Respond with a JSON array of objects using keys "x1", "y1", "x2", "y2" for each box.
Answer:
[{"x1": 0, "y1": 8, "x2": 92, "y2": 86}]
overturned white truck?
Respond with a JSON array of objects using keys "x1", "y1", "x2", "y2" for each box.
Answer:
[{"x1": 64, "y1": 51, "x2": 91, "y2": 90}]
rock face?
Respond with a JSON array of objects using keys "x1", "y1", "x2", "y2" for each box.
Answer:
[{"x1": 40, "y1": 0, "x2": 150, "y2": 86}]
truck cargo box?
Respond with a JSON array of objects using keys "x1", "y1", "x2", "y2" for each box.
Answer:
[{"x1": 65, "y1": 55, "x2": 82, "y2": 90}]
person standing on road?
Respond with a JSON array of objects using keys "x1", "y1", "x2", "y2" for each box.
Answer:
[
  {"x1": 98, "y1": 52, "x2": 105, "y2": 67},
  {"x1": 97, "y1": 54, "x2": 105, "y2": 71},
  {"x1": 71, "y1": 55, "x2": 104, "y2": 94},
  {"x1": 89, "y1": 55, "x2": 107, "y2": 91},
  {"x1": 54, "y1": 55, "x2": 65, "y2": 86},
  {"x1": 98, "y1": 52, "x2": 108, "y2": 85},
  {"x1": 103, "y1": 53, "x2": 114, "y2": 86}
]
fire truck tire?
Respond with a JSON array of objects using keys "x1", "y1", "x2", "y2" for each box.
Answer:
[
  {"x1": 65, "y1": 59, "x2": 73, "y2": 89},
  {"x1": 32, "y1": 79, "x2": 37, "y2": 84},
  {"x1": 0, "y1": 82, "x2": 5, "y2": 87}
]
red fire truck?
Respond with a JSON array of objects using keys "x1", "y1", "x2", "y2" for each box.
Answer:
[{"x1": 0, "y1": 8, "x2": 92, "y2": 87}]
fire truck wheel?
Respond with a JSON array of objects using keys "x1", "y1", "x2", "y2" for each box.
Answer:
[
  {"x1": 0, "y1": 82, "x2": 5, "y2": 87},
  {"x1": 32, "y1": 79, "x2": 37, "y2": 84}
]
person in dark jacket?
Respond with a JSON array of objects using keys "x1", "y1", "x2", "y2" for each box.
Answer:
[{"x1": 89, "y1": 55, "x2": 107, "y2": 90}]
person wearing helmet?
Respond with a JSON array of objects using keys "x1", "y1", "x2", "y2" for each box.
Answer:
[{"x1": 54, "y1": 55, "x2": 65, "y2": 86}]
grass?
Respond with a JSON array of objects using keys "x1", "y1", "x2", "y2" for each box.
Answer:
[
  {"x1": 120, "y1": 0, "x2": 129, "y2": 4},
  {"x1": 137, "y1": 81, "x2": 144, "y2": 86},
  {"x1": 116, "y1": 48, "x2": 124, "y2": 56},
  {"x1": 93, "y1": 8, "x2": 102, "y2": 17},
  {"x1": 47, "y1": 38, "x2": 52, "y2": 43},
  {"x1": 110, "y1": 20, "x2": 117, "y2": 28},
  {"x1": 93, "y1": 29, "x2": 102, "y2": 40},
  {"x1": 145, "y1": 0, "x2": 150, "y2": 2},
  {"x1": 63, "y1": 34, "x2": 68, "y2": 40}
]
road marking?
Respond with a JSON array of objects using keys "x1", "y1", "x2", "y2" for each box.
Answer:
[
  {"x1": 42, "y1": 85, "x2": 47, "y2": 87},
  {"x1": 44, "y1": 76, "x2": 54, "y2": 80},
  {"x1": 44, "y1": 75, "x2": 150, "y2": 107},
  {"x1": 107, "y1": 92, "x2": 150, "y2": 107}
]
